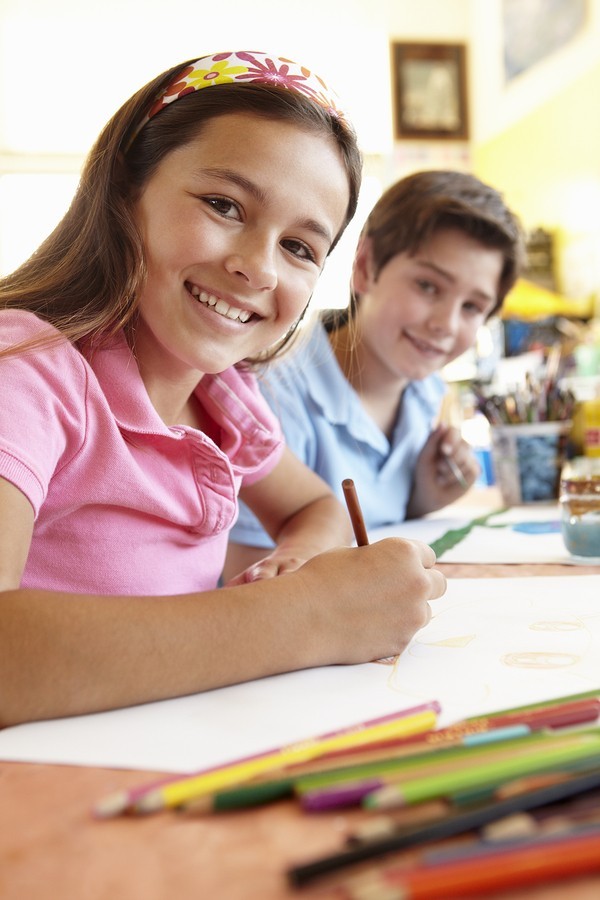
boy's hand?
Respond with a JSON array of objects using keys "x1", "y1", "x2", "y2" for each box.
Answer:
[
  {"x1": 408, "y1": 425, "x2": 480, "y2": 517},
  {"x1": 223, "y1": 550, "x2": 308, "y2": 585}
]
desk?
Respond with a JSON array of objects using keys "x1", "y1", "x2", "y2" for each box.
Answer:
[{"x1": 2, "y1": 494, "x2": 600, "y2": 900}]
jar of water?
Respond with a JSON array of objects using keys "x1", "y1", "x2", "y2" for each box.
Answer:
[{"x1": 559, "y1": 457, "x2": 600, "y2": 561}]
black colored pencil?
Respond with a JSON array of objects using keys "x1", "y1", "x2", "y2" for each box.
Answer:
[{"x1": 286, "y1": 762, "x2": 600, "y2": 888}]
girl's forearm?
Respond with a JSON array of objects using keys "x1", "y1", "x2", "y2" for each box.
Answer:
[
  {"x1": 0, "y1": 581, "x2": 320, "y2": 727},
  {"x1": 0, "y1": 539, "x2": 443, "y2": 727}
]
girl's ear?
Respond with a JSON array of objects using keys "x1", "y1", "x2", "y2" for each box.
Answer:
[{"x1": 351, "y1": 235, "x2": 375, "y2": 295}]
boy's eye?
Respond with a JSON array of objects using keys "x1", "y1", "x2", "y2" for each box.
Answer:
[
  {"x1": 464, "y1": 300, "x2": 489, "y2": 316},
  {"x1": 281, "y1": 238, "x2": 318, "y2": 264},
  {"x1": 417, "y1": 279, "x2": 437, "y2": 294},
  {"x1": 203, "y1": 197, "x2": 240, "y2": 219}
]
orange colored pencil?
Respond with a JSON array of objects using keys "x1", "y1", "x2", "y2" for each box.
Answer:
[{"x1": 342, "y1": 828, "x2": 600, "y2": 899}]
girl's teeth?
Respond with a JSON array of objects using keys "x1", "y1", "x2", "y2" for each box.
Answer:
[
  {"x1": 190, "y1": 286, "x2": 251, "y2": 322},
  {"x1": 200, "y1": 291, "x2": 217, "y2": 307},
  {"x1": 215, "y1": 299, "x2": 231, "y2": 316}
]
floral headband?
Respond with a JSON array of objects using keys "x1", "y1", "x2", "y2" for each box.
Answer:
[{"x1": 130, "y1": 50, "x2": 348, "y2": 144}]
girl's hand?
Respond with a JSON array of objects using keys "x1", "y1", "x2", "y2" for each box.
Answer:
[
  {"x1": 407, "y1": 425, "x2": 480, "y2": 518},
  {"x1": 294, "y1": 537, "x2": 445, "y2": 664}
]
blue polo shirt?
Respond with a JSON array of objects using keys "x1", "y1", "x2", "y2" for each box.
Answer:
[{"x1": 231, "y1": 321, "x2": 446, "y2": 548}]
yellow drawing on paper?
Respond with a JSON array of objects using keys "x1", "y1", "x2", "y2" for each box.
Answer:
[
  {"x1": 502, "y1": 652, "x2": 581, "y2": 669},
  {"x1": 424, "y1": 634, "x2": 475, "y2": 648}
]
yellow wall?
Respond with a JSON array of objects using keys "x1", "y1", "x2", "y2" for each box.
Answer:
[{"x1": 473, "y1": 61, "x2": 600, "y2": 304}]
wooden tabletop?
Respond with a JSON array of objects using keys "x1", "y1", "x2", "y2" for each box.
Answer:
[
  {"x1": 2, "y1": 491, "x2": 599, "y2": 899},
  {"x1": 3, "y1": 749, "x2": 600, "y2": 900}
]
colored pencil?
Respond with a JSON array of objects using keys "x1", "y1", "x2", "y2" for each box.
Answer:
[
  {"x1": 449, "y1": 754, "x2": 600, "y2": 808},
  {"x1": 340, "y1": 827, "x2": 600, "y2": 899},
  {"x1": 132, "y1": 704, "x2": 440, "y2": 813},
  {"x1": 286, "y1": 762, "x2": 600, "y2": 888},
  {"x1": 93, "y1": 700, "x2": 439, "y2": 818},
  {"x1": 465, "y1": 688, "x2": 600, "y2": 722},
  {"x1": 299, "y1": 727, "x2": 536, "y2": 812},
  {"x1": 185, "y1": 721, "x2": 599, "y2": 815},
  {"x1": 342, "y1": 478, "x2": 369, "y2": 546},
  {"x1": 280, "y1": 696, "x2": 600, "y2": 776},
  {"x1": 364, "y1": 733, "x2": 600, "y2": 811},
  {"x1": 181, "y1": 727, "x2": 540, "y2": 815},
  {"x1": 345, "y1": 800, "x2": 452, "y2": 845},
  {"x1": 297, "y1": 727, "x2": 597, "y2": 796},
  {"x1": 298, "y1": 729, "x2": 600, "y2": 812},
  {"x1": 100, "y1": 694, "x2": 600, "y2": 818}
]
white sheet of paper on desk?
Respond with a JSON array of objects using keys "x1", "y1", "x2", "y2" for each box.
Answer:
[
  {"x1": 368, "y1": 511, "x2": 479, "y2": 546},
  {"x1": 0, "y1": 575, "x2": 599, "y2": 774},
  {"x1": 437, "y1": 504, "x2": 581, "y2": 565}
]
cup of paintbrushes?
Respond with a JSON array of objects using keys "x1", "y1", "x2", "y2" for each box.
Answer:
[{"x1": 490, "y1": 420, "x2": 572, "y2": 506}]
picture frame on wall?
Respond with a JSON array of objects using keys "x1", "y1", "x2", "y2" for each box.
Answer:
[{"x1": 391, "y1": 42, "x2": 469, "y2": 140}]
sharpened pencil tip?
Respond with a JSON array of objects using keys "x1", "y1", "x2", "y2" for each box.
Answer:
[
  {"x1": 92, "y1": 791, "x2": 129, "y2": 819},
  {"x1": 133, "y1": 790, "x2": 164, "y2": 814},
  {"x1": 362, "y1": 785, "x2": 405, "y2": 811}
]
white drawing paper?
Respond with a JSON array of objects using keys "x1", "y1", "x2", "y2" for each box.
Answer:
[{"x1": 0, "y1": 576, "x2": 599, "y2": 774}]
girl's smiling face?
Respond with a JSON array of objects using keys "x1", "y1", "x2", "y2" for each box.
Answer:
[
  {"x1": 352, "y1": 227, "x2": 504, "y2": 389},
  {"x1": 132, "y1": 112, "x2": 350, "y2": 389}
]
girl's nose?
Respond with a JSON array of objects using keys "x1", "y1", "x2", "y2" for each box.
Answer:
[{"x1": 225, "y1": 233, "x2": 277, "y2": 292}]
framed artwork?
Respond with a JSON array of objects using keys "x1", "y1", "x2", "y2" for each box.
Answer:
[{"x1": 390, "y1": 42, "x2": 469, "y2": 141}]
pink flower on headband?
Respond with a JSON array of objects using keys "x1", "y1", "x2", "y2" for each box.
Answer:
[
  {"x1": 234, "y1": 52, "x2": 321, "y2": 100},
  {"x1": 134, "y1": 50, "x2": 347, "y2": 144}
]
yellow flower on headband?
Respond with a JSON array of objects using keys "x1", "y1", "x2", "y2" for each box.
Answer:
[{"x1": 167, "y1": 58, "x2": 249, "y2": 98}]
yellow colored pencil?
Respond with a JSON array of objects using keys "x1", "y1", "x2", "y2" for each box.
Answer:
[{"x1": 133, "y1": 707, "x2": 438, "y2": 813}]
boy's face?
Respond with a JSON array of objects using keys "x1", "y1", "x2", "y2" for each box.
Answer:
[{"x1": 353, "y1": 227, "x2": 503, "y2": 386}]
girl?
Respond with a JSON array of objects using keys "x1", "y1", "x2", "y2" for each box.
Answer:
[
  {"x1": 227, "y1": 170, "x2": 525, "y2": 576},
  {"x1": 0, "y1": 51, "x2": 445, "y2": 726}
]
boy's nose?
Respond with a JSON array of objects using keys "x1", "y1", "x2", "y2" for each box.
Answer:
[{"x1": 428, "y1": 302, "x2": 460, "y2": 335}]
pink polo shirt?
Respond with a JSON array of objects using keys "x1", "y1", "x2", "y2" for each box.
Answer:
[{"x1": 0, "y1": 310, "x2": 284, "y2": 595}]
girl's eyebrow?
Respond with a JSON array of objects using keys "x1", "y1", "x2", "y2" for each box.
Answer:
[{"x1": 195, "y1": 166, "x2": 334, "y2": 244}]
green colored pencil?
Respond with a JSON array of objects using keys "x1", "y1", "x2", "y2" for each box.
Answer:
[
  {"x1": 180, "y1": 776, "x2": 294, "y2": 813},
  {"x1": 182, "y1": 728, "x2": 600, "y2": 815},
  {"x1": 364, "y1": 735, "x2": 600, "y2": 810}
]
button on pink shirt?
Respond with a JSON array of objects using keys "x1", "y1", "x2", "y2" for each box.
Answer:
[{"x1": 0, "y1": 311, "x2": 284, "y2": 594}]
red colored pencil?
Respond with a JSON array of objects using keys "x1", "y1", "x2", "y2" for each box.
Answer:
[
  {"x1": 282, "y1": 697, "x2": 600, "y2": 775},
  {"x1": 342, "y1": 828, "x2": 600, "y2": 899}
]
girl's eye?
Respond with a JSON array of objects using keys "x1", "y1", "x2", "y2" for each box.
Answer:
[
  {"x1": 203, "y1": 197, "x2": 241, "y2": 220},
  {"x1": 281, "y1": 238, "x2": 318, "y2": 264}
]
